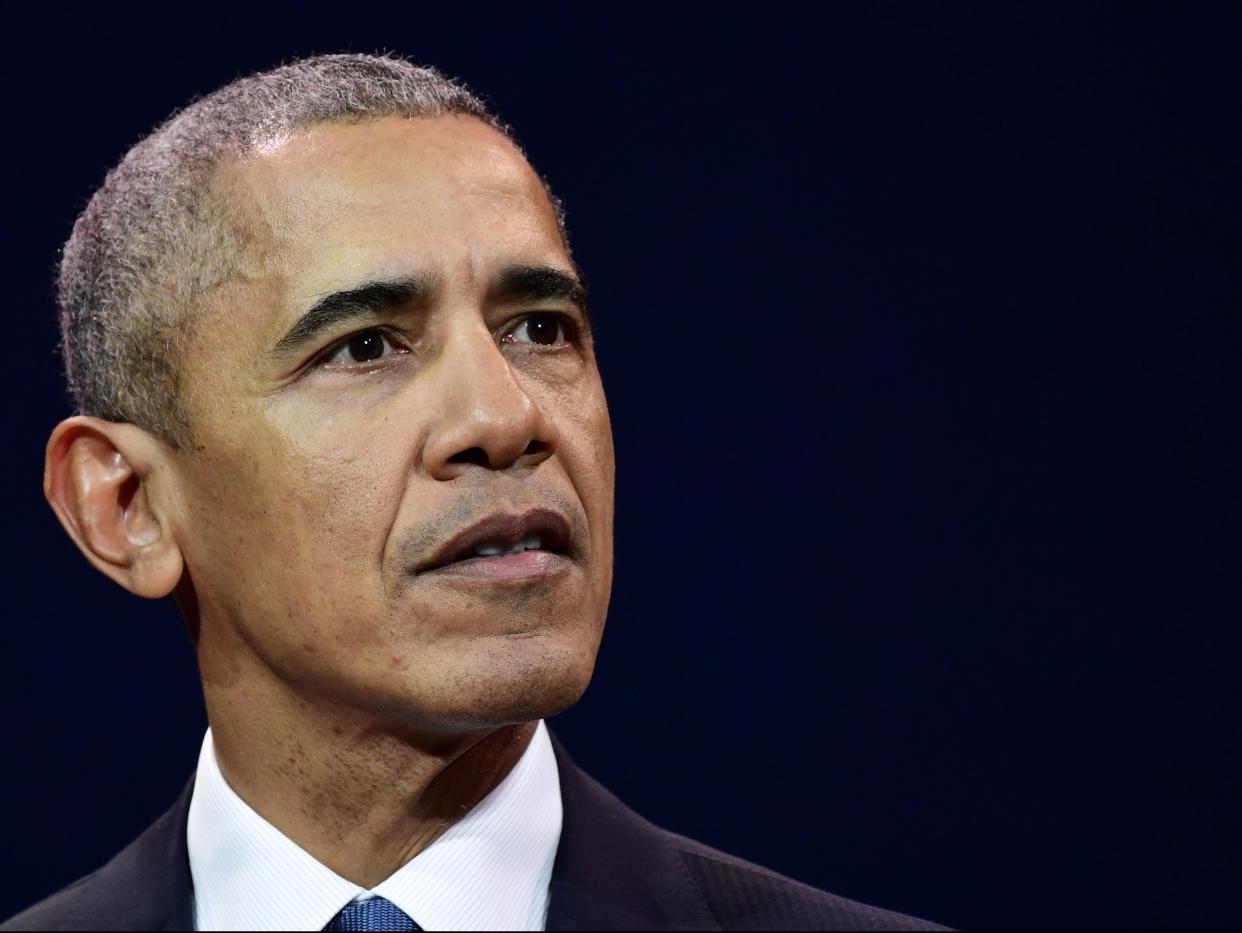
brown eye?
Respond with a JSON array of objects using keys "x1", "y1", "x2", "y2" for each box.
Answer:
[
  {"x1": 324, "y1": 329, "x2": 402, "y2": 366},
  {"x1": 509, "y1": 314, "x2": 567, "y2": 346},
  {"x1": 347, "y1": 332, "x2": 385, "y2": 361}
]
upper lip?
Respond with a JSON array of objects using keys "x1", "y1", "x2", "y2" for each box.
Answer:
[{"x1": 416, "y1": 507, "x2": 573, "y2": 573}]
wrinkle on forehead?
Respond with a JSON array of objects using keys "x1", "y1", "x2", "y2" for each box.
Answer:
[
  {"x1": 212, "y1": 114, "x2": 560, "y2": 288},
  {"x1": 226, "y1": 115, "x2": 539, "y2": 219}
]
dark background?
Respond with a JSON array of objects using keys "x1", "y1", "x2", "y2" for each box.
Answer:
[{"x1": 2, "y1": 4, "x2": 1239, "y2": 930}]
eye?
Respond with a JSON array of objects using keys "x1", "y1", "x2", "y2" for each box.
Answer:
[
  {"x1": 321, "y1": 329, "x2": 405, "y2": 367},
  {"x1": 505, "y1": 313, "x2": 572, "y2": 347}
]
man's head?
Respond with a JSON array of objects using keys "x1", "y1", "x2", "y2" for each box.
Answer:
[{"x1": 45, "y1": 54, "x2": 614, "y2": 738}]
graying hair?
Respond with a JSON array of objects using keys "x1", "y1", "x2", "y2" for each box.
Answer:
[{"x1": 58, "y1": 53, "x2": 564, "y2": 447}]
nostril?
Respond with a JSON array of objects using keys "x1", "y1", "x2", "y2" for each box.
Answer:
[
  {"x1": 448, "y1": 447, "x2": 490, "y2": 467},
  {"x1": 444, "y1": 439, "x2": 550, "y2": 471}
]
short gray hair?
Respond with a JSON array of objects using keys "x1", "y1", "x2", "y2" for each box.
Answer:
[{"x1": 58, "y1": 53, "x2": 562, "y2": 447}]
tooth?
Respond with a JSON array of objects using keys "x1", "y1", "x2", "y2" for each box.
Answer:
[
  {"x1": 476, "y1": 544, "x2": 503, "y2": 557},
  {"x1": 524, "y1": 533, "x2": 542, "y2": 550}
]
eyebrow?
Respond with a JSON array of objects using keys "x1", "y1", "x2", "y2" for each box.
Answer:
[
  {"x1": 272, "y1": 276, "x2": 435, "y2": 357},
  {"x1": 270, "y1": 264, "x2": 592, "y2": 359},
  {"x1": 492, "y1": 265, "x2": 593, "y2": 331}
]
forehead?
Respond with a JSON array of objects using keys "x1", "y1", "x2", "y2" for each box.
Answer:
[{"x1": 215, "y1": 114, "x2": 566, "y2": 313}]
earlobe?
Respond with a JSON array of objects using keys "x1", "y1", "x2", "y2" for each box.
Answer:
[{"x1": 44, "y1": 416, "x2": 185, "y2": 599}]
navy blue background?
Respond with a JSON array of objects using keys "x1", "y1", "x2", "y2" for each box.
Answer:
[{"x1": 3, "y1": 5, "x2": 1239, "y2": 930}]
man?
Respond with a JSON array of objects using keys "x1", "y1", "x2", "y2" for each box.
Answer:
[{"x1": 4, "y1": 54, "x2": 943, "y2": 932}]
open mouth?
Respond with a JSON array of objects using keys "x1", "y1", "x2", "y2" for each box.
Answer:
[{"x1": 416, "y1": 508, "x2": 573, "y2": 578}]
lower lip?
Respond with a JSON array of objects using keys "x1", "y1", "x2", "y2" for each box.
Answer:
[{"x1": 422, "y1": 549, "x2": 573, "y2": 582}]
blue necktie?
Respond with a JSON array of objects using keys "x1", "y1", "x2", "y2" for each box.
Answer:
[{"x1": 322, "y1": 896, "x2": 420, "y2": 931}]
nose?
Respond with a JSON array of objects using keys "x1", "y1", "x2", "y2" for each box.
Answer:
[{"x1": 422, "y1": 323, "x2": 559, "y2": 480}]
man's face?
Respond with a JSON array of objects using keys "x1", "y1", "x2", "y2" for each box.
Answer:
[{"x1": 168, "y1": 115, "x2": 614, "y2": 733}]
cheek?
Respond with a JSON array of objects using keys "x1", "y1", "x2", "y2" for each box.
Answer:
[
  {"x1": 575, "y1": 380, "x2": 615, "y2": 493},
  {"x1": 182, "y1": 412, "x2": 409, "y2": 627},
  {"x1": 264, "y1": 387, "x2": 413, "y2": 526},
  {"x1": 550, "y1": 377, "x2": 615, "y2": 552}
]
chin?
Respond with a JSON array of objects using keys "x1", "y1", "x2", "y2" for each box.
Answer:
[{"x1": 387, "y1": 628, "x2": 601, "y2": 734}]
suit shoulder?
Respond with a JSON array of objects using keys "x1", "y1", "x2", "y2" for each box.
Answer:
[
  {"x1": 548, "y1": 734, "x2": 948, "y2": 931},
  {"x1": 1, "y1": 780, "x2": 195, "y2": 932},
  {"x1": 0, "y1": 871, "x2": 104, "y2": 932},
  {"x1": 664, "y1": 830, "x2": 949, "y2": 932}
]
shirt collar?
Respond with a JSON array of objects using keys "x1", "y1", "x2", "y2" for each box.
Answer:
[{"x1": 187, "y1": 720, "x2": 562, "y2": 931}]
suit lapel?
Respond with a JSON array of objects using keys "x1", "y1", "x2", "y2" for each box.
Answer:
[
  {"x1": 59, "y1": 777, "x2": 196, "y2": 931},
  {"x1": 545, "y1": 732, "x2": 720, "y2": 932},
  {"x1": 157, "y1": 788, "x2": 196, "y2": 933}
]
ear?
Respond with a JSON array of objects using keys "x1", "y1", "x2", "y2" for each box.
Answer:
[{"x1": 44, "y1": 416, "x2": 185, "y2": 599}]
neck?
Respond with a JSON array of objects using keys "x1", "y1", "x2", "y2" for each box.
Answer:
[{"x1": 200, "y1": 647, "x2": 537, "y2": 888}]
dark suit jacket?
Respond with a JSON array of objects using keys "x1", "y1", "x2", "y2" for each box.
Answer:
[{"x1": 2, "y1": 735, "x2": 945, "y2": 931}]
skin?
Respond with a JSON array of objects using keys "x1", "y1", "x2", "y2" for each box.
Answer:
[{"x1": 44, "y1": 114, "x2": 615, "y2": 886}]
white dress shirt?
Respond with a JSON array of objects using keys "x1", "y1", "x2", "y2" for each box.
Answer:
[{"x1": 186, "y1": 720, "x2": 563, "y2": 932}]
